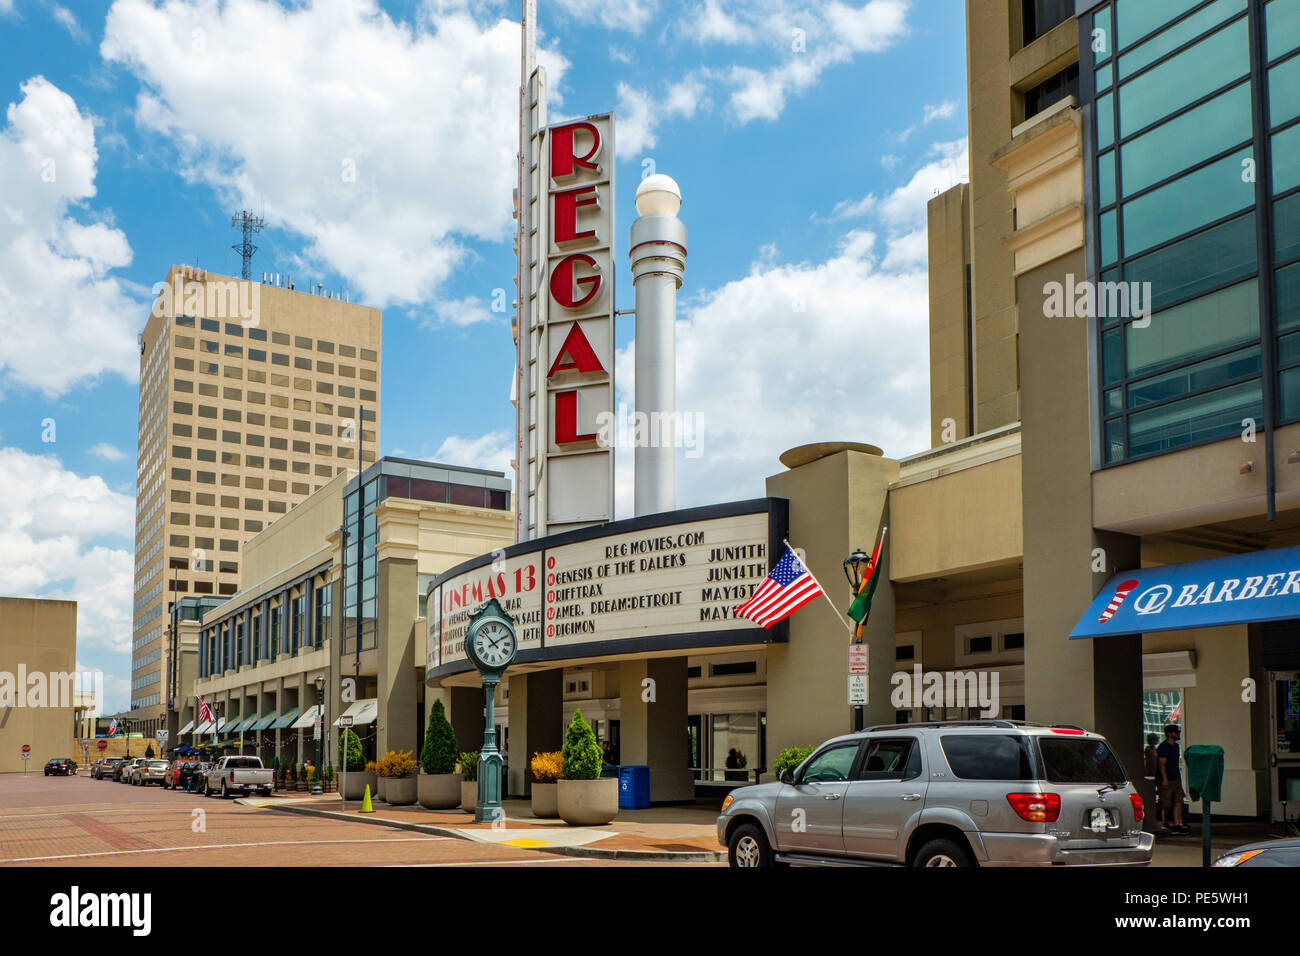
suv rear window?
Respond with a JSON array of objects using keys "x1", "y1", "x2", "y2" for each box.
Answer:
[
  {"x1": 226, "y1": 757, "x2": 263, "y2": 769},
  {"x1": 940, "y1": 734, "x2": 1036, "y2": 780},
  {"x1": 1038, "y1": 737, "x2": 1127, "y2": 784}
]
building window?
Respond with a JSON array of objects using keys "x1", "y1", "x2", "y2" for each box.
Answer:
[
  {"x1": 1024, "y1": 62, "x2": 1078, "y2": 119},
  {"x1": 1023, "y1": 0, "x2": 1072, "y2": 46}
]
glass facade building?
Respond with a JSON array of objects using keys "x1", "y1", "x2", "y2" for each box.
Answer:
[{"x1": 1083, "y1": 0, "x2": 1300, "y2": 464}]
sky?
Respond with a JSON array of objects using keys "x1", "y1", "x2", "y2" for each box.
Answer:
[{"x1": 0, "y1": 0, "x2": 969, "y2": 713}]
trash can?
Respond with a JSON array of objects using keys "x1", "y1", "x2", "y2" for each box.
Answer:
[{"x1": 618, "y1": 764, "x2": 650, "y2": 809}]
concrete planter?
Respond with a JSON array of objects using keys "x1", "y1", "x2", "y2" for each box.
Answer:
[
  {"x1": 342, "y1": 770, "x2": 376, "y2": 801},
  {"x1": 384, "y1": 775, "x2": 417, "y2": 806},
  {"x1": 418, "y1": 772, "x2": 462, "y2": 810},
  {"x1": 460, "y1": 780, "x2": 477, "y2": 812},
  {"x1": 530, "y1": 782, "x2": 559, "y2": 819},
  {"x1": 376, "y1": 776, "x2": 388, "y2": 802},
  {"x1": 557, "y1": 777, "x2": 618, "y2": 826}
]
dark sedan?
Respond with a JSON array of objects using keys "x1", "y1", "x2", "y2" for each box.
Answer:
[
  {"x1": 1214, "y1": 836, "x2": 1300, "y2": 867},
  {"x1": 44, "y1": 758, "x2": 76, "y2": 776}
]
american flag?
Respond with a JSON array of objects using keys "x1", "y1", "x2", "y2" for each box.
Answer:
[
  {"x1": 198, "y1": 696, "x2": 214, "y2": 725},
  {"x1": 735, "y1": 546, "x2": 825, "y2": 628}
]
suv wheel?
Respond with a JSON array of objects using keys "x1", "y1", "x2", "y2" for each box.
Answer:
[
  {"x1": 913, "y1": 838, "x2": 974, "y2": 868},
  {"x1": 728, "y1": 823, "x2": 775, "y2": 868}
]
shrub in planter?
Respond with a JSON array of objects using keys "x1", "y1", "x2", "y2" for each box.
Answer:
[
  {"x1": 530, "y1": 750, "x2": 563, "y2": 819},
  {"x1": 374, "y1": 750, "x2": 417, "y2": 805},
  {"x1": 145, "y1": 744, "x2": 155, "y2": 760},
  {"x1": 458, "y1": 751, "x2": 479, "y2": 812},
  {"x1": 558, "y1": 710, "x2": 617, "y2": 825},
  {"x1": 774, "y1": 746, "x2": 814, "y2": 779},
  {"x1": 325, "y1": 763, "x2": 335, "y2": 793},
  {"x1": 417, "y1": 700, "x2": 461, "y2": 809},
  {"x1": 338, "y1": 729, "x2": 365, "y2": 772}
]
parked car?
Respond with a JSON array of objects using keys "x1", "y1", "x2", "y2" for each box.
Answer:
[
  {"x1": 91, "y1": 757, "x2": 123, "y2": 780},
  {"x1": 116, "y1": 758, "x2": 145, "y2": 782},
  {"x1": 202, "y1": 755, "x2": 274, "y2": 798},
  {"x1": 44, "y1": 758, "x2": 76, "y2": 776},
  {"x1": 1214, "y1": 836, "x2": 1300, "y2": 866},
  {"x1": 717, "y1": 720, "x2": 1155, "y2": 867},
  {"x1": 163, "y1": 760, "x2": 205, "y2": 790},
  {"x1": 131, "y1": 759, "x2": 169, "y2": 786}
]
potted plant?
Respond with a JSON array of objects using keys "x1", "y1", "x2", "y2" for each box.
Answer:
[
  {"x1": 145, "y1": 743, "x2": 155, "y2": 760},
  {"x1": 325, "y1": 762, "x2": 335, "y2": 793},
  {"x1": 557, "y1": 709, "x2": 617, "y2": 825},
  {"x1": 338, "y1": 729, "x2": 369, "y2": 799},
  {"x1": 286, "y1": 762, "x2": 297, "y2": 790},
  {"x1": 458, "y1": 751, "x2": 479, "y2": 812},
  {"x1": 297, "y1": 763, "x2": 309, "y2": 792},
  {"x1": 418, "y1": 699, "x2": 461, "y2": 809},
  {"x1": 276, "y1": 761, "x2": 286, "y2": 791},
  {"x1": 530, "y1": 750, "x2": 563, "y2": 819},
  {"x1": 375, "y1": 750, "x2": 417, "y2": 805}
]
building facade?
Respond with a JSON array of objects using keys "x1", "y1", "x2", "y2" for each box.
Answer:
[
  {"x1": 131, "y1": 265, "x2": 381, "y2": 739},
  {"x1": 0, "y1": 597, "x2": 79, "y2": 773}
]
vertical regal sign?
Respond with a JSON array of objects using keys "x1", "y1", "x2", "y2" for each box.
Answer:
[{"x1": 542, "y1": 114, "x2": 614, "y2": 534}]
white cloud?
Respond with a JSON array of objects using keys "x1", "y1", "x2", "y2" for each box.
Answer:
[
  {"x1": 51, "y1": 3, "x2": 89, "y2": 42},
  {"x1": 88, "y1": 442, "x2": 127, "y2": 461},
  {"x1": 615, "y1": 78, "x2": 707, "y2": 158},
  {"x1": 101, "y1": 0, "x2": 569, "y2": 309},
  {"x1": 923, "y1": 100, "x2": 958, "y2": 124},
  {"x1": 428, "y1": 430, "x2": 514, "y2": 480},
  {"x1": 826, "y1": 137, "x2": 968, "y2": 228},
  {"x1": 0, "y1": 447, "x2": 135, "y2": 653},
  {"x1": 550, "y1": 0, "x2": 655, "y2": 33},
  {"x1": 428, "y1": 295, "x2": 494, "y2": 328},
  {"x1": 0, "y1": 76, "x2": 141, "y2": 396}
]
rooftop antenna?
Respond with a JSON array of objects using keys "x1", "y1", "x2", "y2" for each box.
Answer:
[{"x1": 230, "y1": 210, "x2": 265, "y2": 280}]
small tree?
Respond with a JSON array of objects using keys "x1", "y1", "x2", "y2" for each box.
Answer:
[
  {"x1": 773, "y1": 746, "x2": 814, "y2": 778},
  {"x1": 338, "y1": 728, "x2": 365, "y2": 772},
  {"x1": 561, "y1": 709, "x2": 602, "y2": 780},
  {"x1": 458, "y1": 751, "x2": 480, "y2": 782},
  {"x1": 144, "y1": 743, "x2": 155, "y2": 759},
  {"x1": 420, "y1": 699, "x2": 458, "y2": 775}
]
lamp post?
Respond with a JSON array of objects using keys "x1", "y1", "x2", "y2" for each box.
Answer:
[
  {"x1": 843, "y1": 548, "x2": 872, "y2": 732},
  {"x1": 312, "y1": 675, "x2": 324, "y2": 795}
]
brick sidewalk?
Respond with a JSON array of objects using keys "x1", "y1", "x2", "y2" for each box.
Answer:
[{"x1": 252, "y1": 795, "x2": 726, "y2": 861}]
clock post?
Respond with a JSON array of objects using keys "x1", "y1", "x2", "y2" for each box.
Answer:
[{"x1": 464, "y1": 598, "x2": 518, "y2": 824}]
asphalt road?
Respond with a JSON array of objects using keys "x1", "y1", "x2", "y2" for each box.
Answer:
[{"x1": 0, "y1": 772, "x2": 694, "y2": 867}]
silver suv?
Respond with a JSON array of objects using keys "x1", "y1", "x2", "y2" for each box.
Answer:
[{"x1": 718, "y1": 720, "x2": 1154, "y2": 867}]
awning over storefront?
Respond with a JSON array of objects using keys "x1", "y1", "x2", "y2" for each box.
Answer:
[
  {"x1": 271, "y1": 708, "x2": 300, "y2": 730},
  {"x1": 178, "y1": 720, "x2": 195, "y2": 735},
  {"x1": 1071, "y1": 545, "x2": 1300, "y2": 639},
  {"x1": 217, "y1": 716, "x2": 240, "y2": 732},
  {"x1": 251, "y1": 712, "x2": 278, "y2": 731},
  {"x1": 292, "y1": 705, "x2": 321, "y2": 730},
  {"x1": 334, "y1": 699, "x2": 378, "y2": 727},
  {"x1": 193, "y1": 721, "x2": 213, "y2": 735}
]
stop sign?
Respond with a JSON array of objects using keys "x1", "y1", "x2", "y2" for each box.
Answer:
[
  {"x1": 97, "y1": 739, "x2": 108, "y2": 751},
  {"x1": 21, "y1": 744, "x2": 30, "y2": 754}
]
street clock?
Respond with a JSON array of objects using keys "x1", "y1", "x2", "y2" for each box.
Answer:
[{"x1": 464, "y1": 598, "x2": 517, "y2": 822}]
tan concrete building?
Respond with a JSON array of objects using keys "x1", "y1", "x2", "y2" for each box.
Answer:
[
  {"x1": 0, "y1": 598, "x2": 79, "y2": 773},
  {"x1": 189, "y1": 458, "x2": 513, "y2": 773},
  {"x1": 131, "y1": 265, "x2": 381, "y2": 740}
]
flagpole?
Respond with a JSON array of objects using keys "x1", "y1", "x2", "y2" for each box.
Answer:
[
  {"x1": 853, "y1": 526, "x2": 889, "y2": 639},
  {"x1": 783, "y1": 539, "x2": 856, "y2": 637}
]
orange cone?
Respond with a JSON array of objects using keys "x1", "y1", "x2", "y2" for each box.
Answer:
[{"x1": 360, "y1": 784, "x2": 374, "y2": 813}]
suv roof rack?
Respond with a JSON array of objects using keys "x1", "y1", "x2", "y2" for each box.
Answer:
[{"x1": 861, "y1": 719, "x2": 1018, "y2": 732}]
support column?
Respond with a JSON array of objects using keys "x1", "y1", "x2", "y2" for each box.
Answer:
[
  {"x1": 620, "y1": 657, "x2": 693, "y2": 803},
  {"x1": 377, "y1": 555, "x2": 418, "y2": 756},
  {"x1": 507, "y1": 669, "x2": 563, "y2": 797},
  {"x1": 450, "y1": 686, "x2": 484, "y2": 753}
]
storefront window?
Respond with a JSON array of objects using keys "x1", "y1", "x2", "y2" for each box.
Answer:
[
  {"x1": 712, "y1": 713, "x2": 759, "y2": 782},
  {"x1": 1142, "y1": 690, "x2": 1184, "y2": 745}
]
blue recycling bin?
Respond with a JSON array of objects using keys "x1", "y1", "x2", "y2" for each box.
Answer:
[{"x1": 619, "y1": 764, "x2": 650, "y2": 809}]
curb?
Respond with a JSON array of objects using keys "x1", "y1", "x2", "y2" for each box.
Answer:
[{"x1": 244, "y1": 799, "x2": 724, "y2": 862}]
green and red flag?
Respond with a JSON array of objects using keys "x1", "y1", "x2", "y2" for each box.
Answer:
[{"x1": 847, "y1": 527, "x2": 887, "y2": 638}]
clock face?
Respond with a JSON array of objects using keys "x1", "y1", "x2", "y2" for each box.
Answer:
[{"x1": 472, "y1": 619, "x2": 516, "y2": 670}]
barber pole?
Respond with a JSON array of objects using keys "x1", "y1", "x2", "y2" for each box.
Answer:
[{"x1": 1099, "y1": 579, "x2": 1140, "y2": 623}]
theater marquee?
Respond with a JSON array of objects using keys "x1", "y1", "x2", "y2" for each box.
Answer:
[{"x1": 425, "y1": 499, "x2": 789, "y2": 677}]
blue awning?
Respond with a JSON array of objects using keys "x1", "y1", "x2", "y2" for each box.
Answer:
[{"x1": 1071, "y1": 545, "x2": 1300, "y2": 639}]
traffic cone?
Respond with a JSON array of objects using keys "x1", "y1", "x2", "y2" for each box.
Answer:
[{"x1": 360, "y1": 784, "x2": 374, "y2": 813}]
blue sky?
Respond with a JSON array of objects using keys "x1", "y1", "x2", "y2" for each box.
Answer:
[{"x1": 0, "y1": 0, "x2": 968, "y2": 711}]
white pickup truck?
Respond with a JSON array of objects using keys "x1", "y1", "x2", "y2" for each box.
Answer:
[{"x1": 202, "y1": 756, "x2": 274, "y2": 798}]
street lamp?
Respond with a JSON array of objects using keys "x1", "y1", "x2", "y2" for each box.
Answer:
[
  {"x1": 312, "y1": 675, "x2": 324, "y2": 795},
  {"x1": 843, "y1": 548, "x2": 871, "y2": 733}
]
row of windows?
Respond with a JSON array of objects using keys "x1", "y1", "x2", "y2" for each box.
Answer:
[
  {"x1": 171, "y1": 355, "x2": 379, "y2": 393},
  {"x1": 133, "y1": 624, "x2": 162, "y2": 652},
  {"x1": 173, "y1": 316, "x2": 377, "y2": 363},
  {"x1": 134, "y1": 647, "x2": 162, "y2": 671},
  {"x1": 199, "y1": 581, "x2": 334, "y2": 677},
  {"x1": 170, "y1": 464, "x2": 341, "y2": 484},
  {"x1": 135, "y1": 576, "x2": 164, "y2": 612},
  {"x1": 132, "y1": 671, "x2": 160, "y2": 691},
  {"x1": 134, "y1": 602, "x2": 162, "y2": 635},
  {"x1": 132, "y1": 693, "x2": 160, "y2": 709}
]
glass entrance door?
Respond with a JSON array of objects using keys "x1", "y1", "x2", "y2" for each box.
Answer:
[{"x1": 1270, "y1": 671, "x2": 1300, "y2": 824}]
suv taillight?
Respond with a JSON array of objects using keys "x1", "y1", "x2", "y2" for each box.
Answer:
[
  {"x1": 1129, "y1": 793, "x2": 1145, "y2": 822},
  {"x1": 230, "y1": 771, "x2": 236, "y2": 783},
  {"x1": 1006, "y1": 792, "x2": 1061, "y2": 823}
]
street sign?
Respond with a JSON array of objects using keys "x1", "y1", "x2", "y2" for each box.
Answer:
[
  {"x1": 338, "y1": 715, "x2": 354, "y2": 728},
  {"x1": 848, "y1": 644, "x2": 869, "y2": 674},
  {"x1": 848, "y1": 675, "x2": 868, "y2": 706},
  {"x1": 155, "y1": 730, "x2": 168, "y2": 742},
  {"x1": 314, "y1": 714, "x2": 322, "y2": 740},
  {"x1": 21, "y1": 744, "x2": 30, "y2": 754},
  {"x1": 96, "y1": 739, "x2": 107, "y2": 751}
]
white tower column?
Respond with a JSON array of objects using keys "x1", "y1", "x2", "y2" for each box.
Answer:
[{"x1": 630, "y1": 175, "x2": 687, "y2": 517}]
